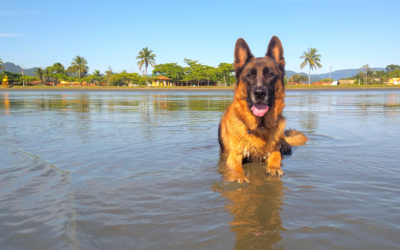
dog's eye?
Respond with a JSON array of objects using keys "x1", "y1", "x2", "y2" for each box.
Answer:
[
  {"x1": 247, "y1": 74, "x2": 254, "y2": 79},
  {"x1": 267, "y1": 73, "x2": 274, "y2": 77}
]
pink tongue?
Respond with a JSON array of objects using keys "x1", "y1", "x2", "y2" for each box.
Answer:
[{"x1": 251, "y1": 103, "x2": 269, "y2": 117}]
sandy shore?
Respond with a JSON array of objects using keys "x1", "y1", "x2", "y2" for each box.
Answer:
[{"x1": 1, "y1": 87, "x2": 400, "y2": 92}]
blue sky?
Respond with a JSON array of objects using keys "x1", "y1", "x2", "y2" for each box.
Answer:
[{"x1": 1, "y1": 0, "x2": 399, "y2": 74}]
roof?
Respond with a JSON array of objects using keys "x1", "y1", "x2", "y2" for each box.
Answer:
[{"x1": 156, "y1": 76, "x2": 171, "y2": 80}]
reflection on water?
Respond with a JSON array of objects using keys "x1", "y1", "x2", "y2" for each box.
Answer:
[
  {"x1": 214, "y1": 159, "x2": 285, "y2": 249},
  {"x1": 0, "y1": 92, "x2": 231, "y2": 114},
  {"x1": 1, "y1": 90, "x2": 400, "y2": 250}
]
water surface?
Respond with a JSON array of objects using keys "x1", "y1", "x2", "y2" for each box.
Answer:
[{"x1": 1, "y1": 90, "x2": 400, "y2": 249}]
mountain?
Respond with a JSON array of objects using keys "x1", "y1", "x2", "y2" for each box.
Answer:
[
  {"x1": 286, "y1": 68, "x2": 385, "y2": 82},
  {"x1": 286, "y1": 70, "x2": 321, "y2": 83},
  {"x1": 0, "y1": 62, "x2": 38, "y2": 76}
]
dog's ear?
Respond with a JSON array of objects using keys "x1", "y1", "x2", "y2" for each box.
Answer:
[
  {"x1": 266, "y1": 36, "x2": 285, "y2": 67},
  {"x1": 234, "y1": 38, "x2": 253, "y2": 77}
]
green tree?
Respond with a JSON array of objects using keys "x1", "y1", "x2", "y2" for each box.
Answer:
[
  {"x1": 93, "y1": 70, "x2": 103, "y2": 86},
  {"x1": 183, "y1": 58, "x2": 210, "y2": 86},
  {"x1": 217, "y1": 63, "x2": 234, "y2": 86},
  {"x1": 386, "y1": 64, "x2": 400, "y2": 74},
  {"x1": 104, "y1": 66, "x2": 113, "y2": 86},
  {"x1": 34, "y1": 67, "x2": 44, "y2": 82},
  {"x1": 71, "y1": 56, "x2": 88, "y2": 83},
  {"x1": 119, "y1": 70, "x2": 130, "y2": 86},
  {"x1": 300, "y1": 75, "x2": 308, "y2": 84},
  {"x1": 47, "y1": 63, "x2": 66, "y2": 86},
  {"x1": 361, "y1": 64, "x2": 371, "y2": 85},
  {"x1": 136, "y1": 47, "x2": 156, "y2": 76},
  {"x1": 0, "y1": 58, "x2": 4, "y2": 71},
  {"x1": 19, "y1": 75, "x2": 39, "y2": 84},
  {"x1": 83, "y1": 70, "x2": 103, "y2": 86},
  {"x1": 152, "y1": 63, "x2": 184, "y2": 84},
  {"x1": 300, "y1": 47, "x2": 322, "y2": 85},
  {"x1": 320, "y1": 78, "x2": 333, "y2": 82},
  {"x1": 388, "y1": 69, "x2": 400, "y2": 78},
  {"x1": 283, "y1": 75, "x2": 288, "y2": 85},
  {"x1": 0, "y1": 71, "x2": 21, "y2": 83}
]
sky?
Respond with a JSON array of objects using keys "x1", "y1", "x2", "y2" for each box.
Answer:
[{"x1": 1, "y1": 0, "x2": 399, "y2": 75}]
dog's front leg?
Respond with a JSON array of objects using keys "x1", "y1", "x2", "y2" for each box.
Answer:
[
  {"x1": 226, "y1": 153, "x2": 249, "y2": 183},
  {"x1": 266, "y1": 151, "x2": 284, "y2": 177}
]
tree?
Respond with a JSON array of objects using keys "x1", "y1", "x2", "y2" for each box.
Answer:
[
  {"x1": 136, "y1": 47, "x2": 156, "y2": 76},
  {"x1": 388, "y1": 69, "x2": 400, "y2": 78},
  {"x1": 0, "y1": 71, "x2": 21, "y2": 83},
  {"x1": 71, "y1": 56, "x2": 88, "y2": 83},
  {"x1": 92, "y1": 70, "x2": 103, "y2": 86},
  {"x1": 34, "y1": 67, "x2": 44, "y2": 82},
  {"x1": 300, "y1": 75, "x2": 308, "y2": 84},
  {"x1": 300, "y1": 47, "x2": 322, "y2": 85},
  {"x1": 183, "y1": 58, "x2": 209, "y2": 86},
  {"x1": 291, "y1": 74, "x2": 301, "y2": 84},
  {"x1": 290, "y1": 74, "x2": 308, "y2": 84},
  {"x1": 320, "y1": 78, "x2": 333, "y2": 82},
  {"x1": 361, "y1": 64, "x2": 371, "y2": 85},
  {"x1": 217, "y1": 63, "x2": 234, "y2": 86},
  {"x1": 19, "y1": 75, "x2": 39, "y2": 84},
  {"x1": 105, "y1": 66, "x2": 113, "y2": 75},
  {"x1": 152, "y1": 63, "x2": 184, "y2": 84},
  {"x1": 47, "y1": 63, "x2": 66, "y2": 86},
  {"x1": 386, "y1": 64, "x2": 400, "y2": 74},
  {"x1": 104, "y1": 66, "x2": 113, "y2": 86},
  {"x1": 119, "y1": 70, "x2": 130, "y2": 86},
  {"x1": 0, "y1": 58, "x2": 4, "y2": 71}
]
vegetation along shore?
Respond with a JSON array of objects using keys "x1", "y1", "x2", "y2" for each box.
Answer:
[{"x1": 1, "y1": 47, "x2": 399, "y2": 88}]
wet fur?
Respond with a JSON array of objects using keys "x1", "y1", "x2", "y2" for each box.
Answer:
[{"x1": 218, "y1": 36, "x2": 307, "y2": 183}]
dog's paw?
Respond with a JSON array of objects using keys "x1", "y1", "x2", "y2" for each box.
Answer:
[
  {"x1": 225, "y1": 175, "x2": 250, "y2": 183},
  {"x1": 266, "y1": 167, "x2": 284, "y2": 177}
]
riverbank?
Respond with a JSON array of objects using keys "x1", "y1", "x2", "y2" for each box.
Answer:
[{"x1": 1, "y1": 85, "x2": 400, "y2": 92}]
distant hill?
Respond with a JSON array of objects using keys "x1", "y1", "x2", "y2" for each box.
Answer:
[
  {"x1": 286, "y1": 68, "x2": 385, "y2": 82},
  {"x1": 0, "y1": 62, "x2": 37, "y2": 76},
  {"x1": 286, "y1": 70, "x2": 321, "y2": 83}
]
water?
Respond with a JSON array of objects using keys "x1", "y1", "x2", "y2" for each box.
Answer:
[{"x1": 1, "y1": 90, "x2": 400, "y2": 249}]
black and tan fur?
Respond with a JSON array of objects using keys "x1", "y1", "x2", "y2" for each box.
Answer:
[{"x1": 218, "y1": 36, "x2": 307, "y2": 183}]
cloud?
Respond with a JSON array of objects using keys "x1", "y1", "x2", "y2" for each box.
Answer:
[{"x1": 0, "y1": 33, "x2": 22, "y2": 37}]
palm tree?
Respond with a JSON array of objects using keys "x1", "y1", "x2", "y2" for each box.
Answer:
[
  {"x1": 34, "y1": 67, "x2": 44, "y2": 82},
  {"x1": 50, "y1": 63, "x2": 65, "y2": 86},
  {"x1": 136, "y1": 47, "x2": 156, "y2": 76},
  {"x1": 119, "y1": 70, "x2": 130, "y2": 86},
  {"x1": 93, "y1": 70, "x2": 102, "y2": 86},
  {"x1": 0, "y1": 58, "x2": 4, "y2": 71},
  {"x1": 300, "y1": 47, "x2": 322, "y2": 85},
  {"x1": 71, "y1": 56, "x2": 88, "y2": 82}
]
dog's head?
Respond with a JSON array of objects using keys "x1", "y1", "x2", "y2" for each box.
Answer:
[{"x1": 233, "y1": 36, "x2": 285, "y2": 117}]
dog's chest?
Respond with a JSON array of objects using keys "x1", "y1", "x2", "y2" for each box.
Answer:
[{"x1": 240, "y1": 129, "x2": 277, "y2": 159}]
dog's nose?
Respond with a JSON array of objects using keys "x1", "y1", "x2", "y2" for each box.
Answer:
[{"x1": 254, "y1": 88, "x2": 266, "y2": 99}]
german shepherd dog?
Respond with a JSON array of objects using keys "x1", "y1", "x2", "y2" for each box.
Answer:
[{"x1": 218, "y1": 36, "x2": 308, "y2": 183}]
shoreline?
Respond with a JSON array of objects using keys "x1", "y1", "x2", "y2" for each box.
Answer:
[{"x1": 1, "y1": 87, "x2": 400, "y2": 92}]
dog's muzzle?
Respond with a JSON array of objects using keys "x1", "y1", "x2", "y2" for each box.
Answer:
[{"x1": 250, "y1": 87, "x2": 269, "y2": 117}]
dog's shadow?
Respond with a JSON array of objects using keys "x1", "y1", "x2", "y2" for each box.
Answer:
[{"x1": 213, "y1": 158, "x2": 286, "y2": 249}]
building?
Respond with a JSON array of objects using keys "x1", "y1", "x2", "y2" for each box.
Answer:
[
  {"x1": 388, "y1": 78, "x2": 400, "y2": 85},
  {"x1": 153, "y1": 76, "x2": 172, "y2": 86},
  {"x1": 338, "y1": 80, "x2": 356, "y2": 85},
  {"x1": 311, "y1": 82, "x2": 332, "y2": 85}
]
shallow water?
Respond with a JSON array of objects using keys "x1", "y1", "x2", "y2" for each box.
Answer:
[{"x1": 1, "y1": 90, "x2": 400, "y2": 250}]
